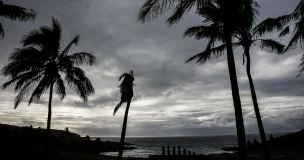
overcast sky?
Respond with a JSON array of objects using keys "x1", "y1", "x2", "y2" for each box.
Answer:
[{"x1": 0, "y1": 0, "x2": 303, "y2": 137}]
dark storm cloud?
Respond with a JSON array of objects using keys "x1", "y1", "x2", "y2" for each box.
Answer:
[
  {"x1": 70, "y1": 90, "x2": 120, "y2": 108},
  {"x1": 252, "y1": 77, "x2": 304, "y2": 97}
]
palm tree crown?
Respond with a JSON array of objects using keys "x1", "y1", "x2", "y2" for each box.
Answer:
[
  {"x1": 114, "y1": 70, "x2": 134, "y2": 115},
  {"x1": 184, "y1": 1, "x2": 284, "y2": 64},
  {"x1": 1, "y1": 17, "x2": 95, "y2": 109},
  {"x1": 0, "y1": 0, "x2": 37, "y2": 38}
]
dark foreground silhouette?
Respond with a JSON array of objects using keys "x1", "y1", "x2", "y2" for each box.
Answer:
[
  {"x1": 146, "y1": 130, "x2": 304, "y2": 160},
  {"x1": 0, "y1": 123, "x2": 303, "y2": 160},
  {"x1": 0, "y1": 124, "x2": 135, "y2": 160}
]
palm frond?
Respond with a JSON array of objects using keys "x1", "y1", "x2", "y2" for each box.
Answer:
[
  {"x1": 238, "y1": 0, "x2": 260, "y2": 31},
  {"x1": 185, "y1": 44, "x2": 223, "y2": 65},
  {"x1": 118, "y1": 70, "x2": 134, "y2": 82},
  {"x1": 51, "y1": 17, "x2": 62, "y2": 50},
  {"x1": 252, "y1": 14, "x2": 294, "y2": 38},
  {"x1": 13, "y1": 72, "x2": 42, "y2": 92},
  {"x1": 183, "y1": 25, "x2": 223, "y2": 40},
  {"x1": 284, "y1": 19, "x2": 304, "y2": 53},
  {"x1": 196, "y1": 0, "x2": 217, "y2": 18},
  {"x1": 258, "y1": 39, "x2": 285, "y2": 54},
  {"x1": 28, "y1": 75, "x2": 53, "y2": 105},
  {"x1": 8, "y1": 47, "x2": 42, "y2": 61},
  {"x1": 138, "y1": 0, "x2": 180, "y2": 23},
  {"x1": 0, "y1": 1, "x2": 37, "y2": 22},
  {"x1": 21, "y1": 18, "x2": 61, "y2": 53},
  {"x1": 20, "y1": 29, "x2": 48, "y2": 47},
  {"x1": 252, "y1": 1, "x2": 260, "y2": 13},
  {"x1": 64, "y1": 67, "x2": 85, "y2": 82},
  {"x1": 185, "y1": 41, "x2": 242, "y2": 65},
  {"x1": 2, "y1": 60, "x2": 43, "y2": 78},
  {"x1": 61, "y1": 35, "x2": 79, "y2": 56},
  {"x1": 1, "y1": 48, "x2": 45, "y2": 78},
  {"x1": 185, "y1": 47, "x2": 212, "y2": 65},
  {"x1": 0, "y1": 23, "x2": 4, "y2": 38},
  {"x1": 113, "y1": 102, "x2": 123, "y2": 115},
  {"x1": 294, "y1": 0, "x2": 304, "y2": 19},
  {"x1": 75, "y1": 77, "x2": 94, "y2": 103},
  {"x1": 64, "y1": 67, "x2": 95, "y2": 103},
  {"x1": 0, "y1": 1, "x2": 36, "y2": 39},
  {"x1": 1, "y1": 71, "x2": 41, "y2": 91},
  {"x1": 55, "y1": 77, "x2": 66, "y2": 101},
  {"x1": 297, "y1": 52, "x2": 304, "y2": 76},
  {"x1": 14, "y1": 81, "x2": 33, "y2": 109},
  {"x1": 69, "y1": 52, "x2": 96, "y2": 66},
  {"x1": 278, "y1": 26, "x2": 290, "y2": 38},
  {"x1": 166, "y1": 0, "x2": 197, "y2": 26}
]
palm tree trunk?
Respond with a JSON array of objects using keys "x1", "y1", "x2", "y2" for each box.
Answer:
[
  {"x1": 245, "y1": 46, "x2": 270, "y2": 160},
  {"x1": 46, "y1": 83, "x2": 53, "y2": 160},
  {"x1": 224, "y1": 28, "x2": 247, "y2": 159},
  {"x1": 118, "y1": 100, "x2": 131, "y2": 160}
]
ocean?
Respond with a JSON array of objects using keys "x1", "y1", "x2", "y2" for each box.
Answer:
[{"x1": 98, "y1": 132, "x2": 289, "y2": 158}]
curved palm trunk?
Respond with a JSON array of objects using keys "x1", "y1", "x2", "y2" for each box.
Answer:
[
  {"x1": 245, "y1": 46, "x2": 270, "y2": 160},
  {"x1": 118, "y1": 99, "x2": 131, "y2": 160},
  {"x1": 46, "y1": 83, "x2": 53, "y2": 160},
  {"x1": 224, "y1": 28, "x2": 248, "y2": 159}
]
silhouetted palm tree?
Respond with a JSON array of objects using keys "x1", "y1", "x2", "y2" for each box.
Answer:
[
  {"x1": 185, "y1": 3, "x2": 285, "y2": 159},
  {"x1": 1, "y1": 17, "x2": 95, "y2": 159},
  {"x1": 0, "y1": 0, "x2": 37, "y2": 38},
  {"x1": 238, "y1": 4, "x2": 285, "y2": 160},
  {"x1": 139, "y1": 0, "x2": 250, "y2": 159},
  {"x1": 114, "y1": 70, "x2": 134, "y2": 160}
]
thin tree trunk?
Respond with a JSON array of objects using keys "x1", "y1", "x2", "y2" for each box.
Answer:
[
  {"x1": 245, "y1": 46, "x2": 270, "y2": 160},
  {"x1": 46, "y1": 83, "x2": 53, "y2": 160},
  {"x1": 224, "y1": 28, "x2": 247, "y2": 159},
  {"x1": 118, "y1": 100, "x2": 131, "y2": 160}
]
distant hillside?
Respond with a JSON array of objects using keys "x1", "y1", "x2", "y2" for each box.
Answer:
[
  {"x1": 220, "y1": 129, "x2": 304, "y2": 160},
  {"x1": 0, "y1": 123, "x2": 136, "y2": 160},
  {"x1": 0, "y1": 123, "x2": 82, "y2": 140},
  {"x1": 270, "y1": 129, "x2": 304, "y2": 144}
]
